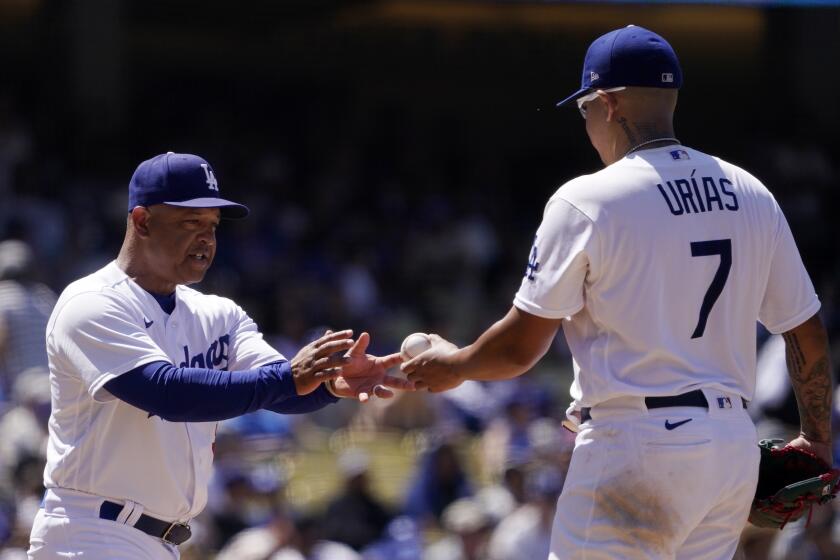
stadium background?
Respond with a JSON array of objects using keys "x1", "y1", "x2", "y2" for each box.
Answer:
[{"x1": 0, "y1": 1, "x2": 838, "y2": 558}]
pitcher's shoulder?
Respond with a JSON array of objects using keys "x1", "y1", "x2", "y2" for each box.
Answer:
[
  {"x1": 549, "y1": 171, "x2": 609, "y2": 204},
  {"x1": 705, "y1": 154, "x2": 771, "y2": 191}
]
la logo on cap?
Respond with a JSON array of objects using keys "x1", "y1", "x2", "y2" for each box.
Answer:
[{"x1": 200, "y1": 163, "x2": 219, "y2": 192}]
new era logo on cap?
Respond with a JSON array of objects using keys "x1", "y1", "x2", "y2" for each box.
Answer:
[
  {"x1": 590, "y1": 71, "x2": 600, "y2": 83},
  {"x1": 662, "y1": 73, "x2": 674, "y2": 83},
  {"x1": 128, "y1": 153, "x2": 249, "y2": 219}
]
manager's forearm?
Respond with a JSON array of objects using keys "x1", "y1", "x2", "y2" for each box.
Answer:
[
  {"x1": 782, "y1": 313, "x2": 834, "y2": 443},
  {"x1": 265, "y1": 384, "x2": 338, "y2": 414},
  {"x1": 105, "y1": 360, "x2": 331, "y2": 422}
]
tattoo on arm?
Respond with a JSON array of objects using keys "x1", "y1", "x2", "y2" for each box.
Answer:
[{"x1": 782, "y1": 331, "x2": 833, "y2": 443}]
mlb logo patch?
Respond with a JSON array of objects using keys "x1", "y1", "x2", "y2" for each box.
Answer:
[
  {"x1": 716, "y1": 396, "x2": 733, "y2": 409},
  {"x1": 590, "y1": 71, "x2": 600, "y2": 83},
  {"x1": 670, "y1": 149, "x2": 690, "y2": 161},
  {"x1": 662, "y1": 73, "x2": 674, "y2": 83}
]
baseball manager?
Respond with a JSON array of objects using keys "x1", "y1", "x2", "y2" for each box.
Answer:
[
  {"x1": 403, "y1": 26, "x2": 833, "y2": 559},
  {"x1": 27, "y1": 152, "x2": 410, "y2": 558}
]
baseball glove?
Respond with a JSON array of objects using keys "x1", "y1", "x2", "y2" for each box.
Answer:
[{"x1": 749, "y1": 439, "x2": 840, "y2": 529}]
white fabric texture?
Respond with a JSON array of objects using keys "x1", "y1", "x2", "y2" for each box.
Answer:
[
  {"x1": 28, "y1": 488, "x2": 179, "y2": 559},
  {"x1": 512, "y1": 145, "x2": 817, "y2": 559},
  {"x1": 514, "y1": 145, "x2": 819, "y2": 408},
  {"x1": 549, "y1": 394, "x2": 759, "y2": 559},
  {"x1": 42, "y1": 261, "x2": 282, "y2": 524}
]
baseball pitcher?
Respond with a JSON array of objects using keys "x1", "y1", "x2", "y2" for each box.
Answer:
[{"x1": 402, "y1": 26, "x2": 833, "y2": 559}]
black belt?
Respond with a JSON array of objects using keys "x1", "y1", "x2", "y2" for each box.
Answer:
[
  {"x1": 580, "y1": 389, "x2": 714, "y2": 423},
  {"x1": 99, "y1": 501, "x2": 191, "y2": 545}
]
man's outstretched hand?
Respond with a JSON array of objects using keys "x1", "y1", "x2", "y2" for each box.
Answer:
[
  {"x1": 290, "y1": 329, "x2": 356, "y2": 396},
  {"x1": 332, "y1": 332, "x2": 415, "y2": 402}
]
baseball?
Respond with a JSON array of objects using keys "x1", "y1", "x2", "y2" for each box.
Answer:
[{"x1": 401, "y1": 332, "x2": 432, "y2": 359}]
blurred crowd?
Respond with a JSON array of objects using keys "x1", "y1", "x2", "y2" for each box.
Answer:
[{"x1": 0, "y1": 79, "x2": 839, "y2": 560}]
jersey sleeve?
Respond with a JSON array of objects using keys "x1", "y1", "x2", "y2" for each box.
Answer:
[
  {"x1": 758, "y1": 205, "x2": 821, "y2": 334},
  {"x1": 513, "y1": 196, "x2": 599, "y2": 319},
  {"x1": 227, "y1": 305, "x2": 284, "y2": 370},
  {"x1": 48, "y1": 291, "x2": 171, "y2": 402}
]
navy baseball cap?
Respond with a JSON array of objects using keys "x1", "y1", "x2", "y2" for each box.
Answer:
[
  {"x1": 556, "y1": 25, "x2": 682, "y2": 108},
  {"x1": 128, "y1": 152, "x2": 249, "y2": 219}
]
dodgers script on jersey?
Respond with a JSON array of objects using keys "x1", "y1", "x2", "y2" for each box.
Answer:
[
  {"x1": 44, "y1": 261, "x2": 282, "y2": 521},
  {"x1": 514, "y1": 145, "x2": 819, "y2": 408}
]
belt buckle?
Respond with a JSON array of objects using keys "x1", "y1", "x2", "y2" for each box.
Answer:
[{"x1": 161, "y1": 522, "x2": 189, "y2": 545}]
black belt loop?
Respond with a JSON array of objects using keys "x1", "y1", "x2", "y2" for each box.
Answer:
[
  {"x1": 99, "y1": 500, "x2": 191, "y2": 545},
  {"x1": 580, "y1": 389, "x2": 741, "y2": 423}
]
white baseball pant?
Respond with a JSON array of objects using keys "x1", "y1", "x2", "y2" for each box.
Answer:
[
  {"x1": 28, "y1": 488, "x2": 179, "y2": 560},
  {"x1": 549, "y1": 389, "x2": 760, "y2": 560}
]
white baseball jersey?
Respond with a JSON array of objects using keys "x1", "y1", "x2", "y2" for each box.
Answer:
[
  {"x1": 43, "y1": 261, "x2": 282, "y2": 521},
  {"x1": 514, "y1": 145, "x2": 819, "y2": 408}
]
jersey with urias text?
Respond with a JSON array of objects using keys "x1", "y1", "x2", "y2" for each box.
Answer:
[
  {"x1": 44, "y1": 261, "x2": 282, "y2": 521},
  {"x1": 514, "y1": 145, "x2": 819, "y2": 408}
]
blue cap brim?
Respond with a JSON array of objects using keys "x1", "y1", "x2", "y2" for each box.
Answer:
[
  {"x1": 164, "y1": 198, "x2": 250, "y2": 219},
  {"x1": 555, "y1": 87, "x2": 592, "y2": 108}
]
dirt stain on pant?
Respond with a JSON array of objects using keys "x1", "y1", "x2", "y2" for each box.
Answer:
[{"x1": 590, "y1": 474, "x2": 678, "y2": 556}]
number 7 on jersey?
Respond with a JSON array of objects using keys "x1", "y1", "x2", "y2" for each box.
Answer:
[{"x1": 690, "y1": 239, "x2": 732, "y2": 339}]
